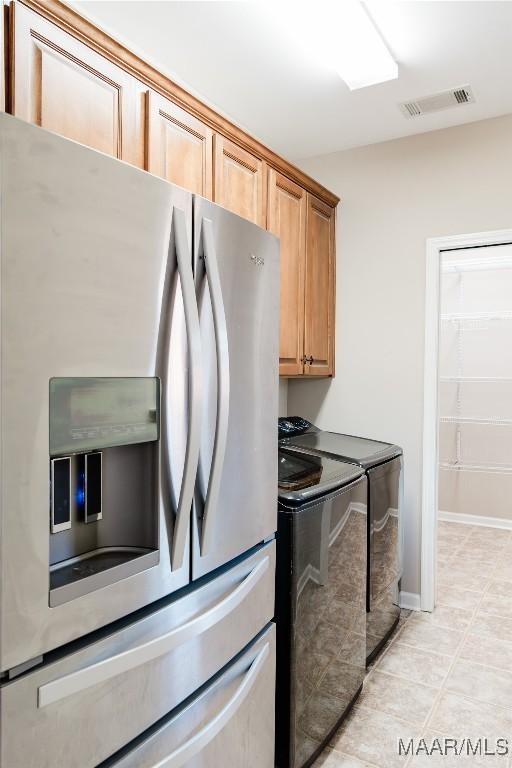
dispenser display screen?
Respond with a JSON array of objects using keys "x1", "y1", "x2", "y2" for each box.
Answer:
[{"x1": 50, "y1": 377, "x2": 160, "y2": 456}]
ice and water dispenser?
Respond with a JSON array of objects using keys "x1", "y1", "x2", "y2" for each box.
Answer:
[{"x1": 48, "y1": 378, "x2": 160, "y2": 607}]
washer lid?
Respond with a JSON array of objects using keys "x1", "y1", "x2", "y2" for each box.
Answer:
[
  {"x1": 278, "y1": 447, "x2": 364, "y2": 505},
  {"x1": 283, "y1": 431, "x2": 401, "y2": 469}
]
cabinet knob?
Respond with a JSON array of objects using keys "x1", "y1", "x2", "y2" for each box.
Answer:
[{"x1": 303, "y1": 355, "x2": 314, "y2": 364}]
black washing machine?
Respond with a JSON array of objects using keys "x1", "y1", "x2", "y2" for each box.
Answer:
[
  {"x1": 278, "y1": 417, "x2": 403, "y2": 664},
  {"x1": 275, "y1": 443, "x2": 367, "y2": 768}
]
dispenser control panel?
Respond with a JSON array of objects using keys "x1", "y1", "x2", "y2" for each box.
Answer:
[
  {"x1": 50, "y1": 377, "x2": 159, "y2": 457},
  {"x1": 48, "y1": 377, "x2": 159, "y2": 606}
]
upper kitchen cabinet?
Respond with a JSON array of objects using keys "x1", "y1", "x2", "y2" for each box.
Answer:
[
  {"x1": 303, "y1": 194, "x2": 336, "y2": 377},
  {"x1": 5, "y1": 0, "x2": 338, "y2": 380},
  {"x1": 214, "y1": 135, "x2": 266, "y2": 228},
  {"x1": 268, "y1": 169, "x2": 307, "y2": 376},
  {"x1": 10, "y1": 2, "x2": 146, "y2": 168},
  {"x1": 147, "y1": 91, "x2": 213, "y2": 197}
]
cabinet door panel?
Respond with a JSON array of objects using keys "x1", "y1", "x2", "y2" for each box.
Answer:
[
  {"x1": 12, "y1": 3, "x2": 146, "y2": 167},
  {"x1": 304, "y1": 194, "x2": 335, "y2": 376},
  {"x1": 268, "y1": 169, "x2": 306, "y2": 376},
  {"x1": 214, "y1": 135, "x2": 266, "y2": 227},
  {"x1": 147, "y1": 91, "x2": 213, "y2": 197}
]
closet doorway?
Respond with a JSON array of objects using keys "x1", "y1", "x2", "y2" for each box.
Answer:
[
  {"x1": 421, "y1": 230, "x2": 512, "y2": 612},
  {"x1": 439, "y1": 243, "x2": 512, "y2": 524}
]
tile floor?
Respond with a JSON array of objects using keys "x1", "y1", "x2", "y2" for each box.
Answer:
[{"x1": 312, "y1": 521, "x2": 512, "y2": 767}]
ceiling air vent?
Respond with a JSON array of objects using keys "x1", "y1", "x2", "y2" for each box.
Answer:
[{"x1": 400, "y1": 85, "x2": 475, "y2": 119}]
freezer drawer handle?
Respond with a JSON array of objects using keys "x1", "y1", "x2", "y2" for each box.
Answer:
[
  {"x1": 171, "y1": 207, "x2": 202, "y2": 570},
  {"x1": 148, "y1": 642, "x2": 270, "y2": 768},
  {"x1": 200, "y1": 217, "x2": 230, "y2": 556},
  {"x1": 37, "y1": 555, "x2": 269, "y2": 708}
]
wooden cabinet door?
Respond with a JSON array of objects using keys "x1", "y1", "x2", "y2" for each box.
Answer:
[
  {"x1": 214, "y1": 135, "x2": 266, "y2": 227},
  {"x1": 11, "y1": 3, "x2": 146, "y2": 168},
  {"x1": 304, "y1": 194, "x2": 335, "y2": 376},
  {"x1": 268, "y1": 169, "x2": 306, "y2": 376},
  {"x1": 147, "y1": 91, "x2": 213, "y2": 197}
]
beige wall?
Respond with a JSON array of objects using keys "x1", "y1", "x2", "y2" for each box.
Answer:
[{"x1": 288, "y1": 113, "x2": 512, "y2": 596}]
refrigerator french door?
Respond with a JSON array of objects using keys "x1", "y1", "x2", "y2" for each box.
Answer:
[
  {"x1": 0, "y1": 113, "x2": 198, "y2": 673},
  {"x1": 192, "y1": 197, "x2": 279, "y2": 577},
  {"x1": 0, "y1": 114, "x2": 279, "y2": 768}
]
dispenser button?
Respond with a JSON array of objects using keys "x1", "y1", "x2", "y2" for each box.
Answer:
[
  {"x1": 50, "y1": 457, "x2": 72, "y2": 533},
  {"x1": 85, "y1": 452, "x2": 102, "y2": 523}
]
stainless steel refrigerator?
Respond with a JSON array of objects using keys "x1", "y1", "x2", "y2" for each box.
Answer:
[{"x1": 0, "y1": 114, "x2": 279, "y2": 768}]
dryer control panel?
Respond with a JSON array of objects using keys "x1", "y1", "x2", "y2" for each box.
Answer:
[{"x1": 278, "y1": 416, "x2": 317, "y2": 440}]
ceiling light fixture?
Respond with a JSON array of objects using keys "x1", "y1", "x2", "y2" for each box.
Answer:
[{"x1": 269, "y1": 0, "x2": 398, "y2": 90}]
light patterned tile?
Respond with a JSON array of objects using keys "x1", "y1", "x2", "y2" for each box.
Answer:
[
  {"x1": 428, "y1": 692, "x2": 512, "y2": 766},
  {"x1": 408, "y1": 730, "x2": 506, "y2": 767},
  {"x1": 410, "y1": 604, "x2": 473, "y2": 631},
  {"x1": 498, "y1": 539, "x2": 512, "y2": 557},
  {"x1": 359, "y1": 670, "x2": 437, "y2": 726},
  {"x1": 488, "y1": 581, "x2": 512, "y2": 598},
  {"x1": 493, "y1": 558, "x2": 512, "y2": 584},
  {"x1": 460, "y1": 632, "x2": 512, "y2": 671},
  {"x1": 479, "y1": 591, "x2": 512, "y2": 620},
  {"x1": 309, "y1": 523, "x2": 512, "y2": 768},
  {"x1": 459, "y1": 542, "x2": 505, "y2": 562},
  {"x1": 452, "y1": 549, "x2": 500, "y2": 570},
  {"x1": 397, "y1": 620, "x2": 463, "y2": 657},
  {"x1": 437, "y1": 539, "x2": 461, "y2": 562},
  {"x1": 445, "y1": 658, "x2": 512, "y2": 708},
  {"x1": 430, "y1": 690, "x2": 512, "y2": 739},
  {"x1": 330, "y1": 706, "x2": 420, "y2": 767},
  {"x1": 466, "y1": 527, "x2": 512, "y2": 547},
  {"x1": 438, "y1": 560, "x2": 494, "y2": 588},
  {"x1": 314, "y1": 748, "x2": 374, "y2": 767},
  {"x1": 436, "y1": 585, "x2": 483, "y2": 610},
  {"x1": 471, "y1": 611, "x2": 512, "y2": 642},
  {"x1": 437, "y1": 521, "x2": 474, "y2": 543},
  {"x1": 437, "y1": 565, "x2": 491, "y2": 593},
  {"x1": 377, "y1": 643, "x2": 451, "y2": 687}
]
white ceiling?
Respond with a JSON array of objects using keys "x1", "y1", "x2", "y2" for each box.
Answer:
[{"x1": 70, "y1": 1, "x2": 512, "y2": 161}]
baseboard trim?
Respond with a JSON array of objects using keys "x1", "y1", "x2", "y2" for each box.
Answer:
[
  {"x1": 400, "y1": 591, "x2": 421, "y2": 611},
  {"x1": 438, "y1": 509, "x2": 512, "y2": 531}
]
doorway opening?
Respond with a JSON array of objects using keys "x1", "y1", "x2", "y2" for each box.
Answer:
[{"x1": 421, "y1": 230, "x2": 512, "y2": 611}]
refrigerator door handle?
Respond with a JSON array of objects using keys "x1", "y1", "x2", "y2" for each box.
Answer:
[
  {"x1": 37, "y1": 555, "x2": 269, "y2": 708},
  {"x1": 200, "y1": 217, "x2": 230, "y2": 556},
  {"x1": 145, "y1": 643, "x2": 270, "y2": 768},
  {"x1": 170, "y1": 207, "x2": 202, "y2": 570}
]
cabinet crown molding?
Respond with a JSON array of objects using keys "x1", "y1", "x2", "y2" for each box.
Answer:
[{"x1": 13, "y1": 0, "x2": 340, "y2": 209}]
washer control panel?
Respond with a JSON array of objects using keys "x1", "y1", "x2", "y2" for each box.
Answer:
[{"x1": 278, "y1": 416, "x2": 316, "y2": 440}]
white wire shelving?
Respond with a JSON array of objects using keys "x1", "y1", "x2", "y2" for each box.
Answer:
[
  {"x1": 439, "y1": 258, "x2": 512, "y2": 475},
  {"x1": 439, "y1": 461, "x2": 512, "y2": 475},
  {"x1": 440, "y1": 416, "x2": 512, "y2": 426},
  {"x1": 440, "y1": 376, "x2": 512, "y2": 383},
  {"x1": 442, "y1": 250, "x2": 512, "y2": 274}
]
